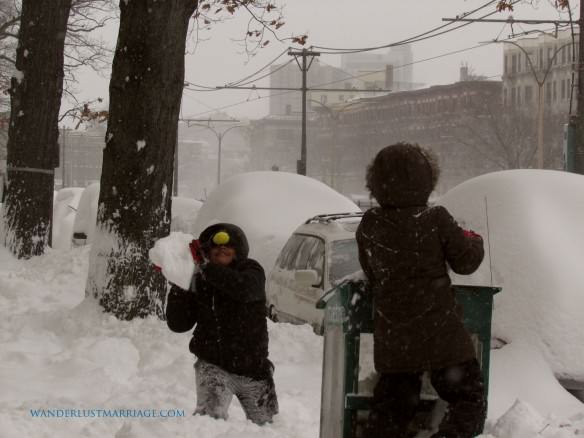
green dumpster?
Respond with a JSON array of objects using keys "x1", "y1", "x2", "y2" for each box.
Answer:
[{"x1": 316, "y1": 280, "x2": 501, "y2": 438}]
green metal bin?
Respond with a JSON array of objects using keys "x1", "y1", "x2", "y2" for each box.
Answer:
[{"x1": 316, "y1": 280, "x2": 501, "y2": 438}]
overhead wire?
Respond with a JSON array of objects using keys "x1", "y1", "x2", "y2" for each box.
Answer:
[
  {"x1": 185, "y1": 39, "x2": 508, "y2": 118},
  {"x1": 183, "y1": 47, "x2": 291, "y2": 92},
  {"x1": 311, "y1": 0, "x2": 517, "y2": 53}
]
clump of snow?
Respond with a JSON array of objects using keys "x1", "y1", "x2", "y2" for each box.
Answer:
[
  {"x1": 52, "y1": 187, "x2": 84, "y2": 250},
  {"x1": 13, "y1": 69, "x2": 23, "y2": 83},
  {"x1": 148, "y1": 232, "x2": 194, "y2": 290},
  {"x1": 194, "y1": 171, "x2": 359, "y2": 272},
  {"x1": 439, "y1": 170, "x2": 584, "y2": 387},
  {"x1": 136, "y1": 140, "x2": 146, "y2": 151}
]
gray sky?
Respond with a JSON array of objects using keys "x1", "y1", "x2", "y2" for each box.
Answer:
[{"x1": 73, "y1": 0, "x2": 576, "y2": 121}]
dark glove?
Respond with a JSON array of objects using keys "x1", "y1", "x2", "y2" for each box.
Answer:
[
  {"x1": 463, "y1": 229, "x2": 482, "y2": 240},
  {"x1": 189, "y1": 239, "x2": 204, "y2": 265}
]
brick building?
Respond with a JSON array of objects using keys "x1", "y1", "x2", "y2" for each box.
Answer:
[{"x1": 314, "y1": 79, "x2": 505, "y2": 197}]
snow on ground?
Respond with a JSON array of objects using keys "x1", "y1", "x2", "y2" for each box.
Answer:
[
  {"x1": 0, "y1": 245, "x2": 323, "y2": 438},
  {"x1": 2, "y1": 169, "x2": 584, "y2": 437},
  {"x1": 193, "y1": 171, "x2": 360, "y2": 273}
]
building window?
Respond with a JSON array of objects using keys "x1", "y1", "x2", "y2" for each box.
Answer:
[
  {"x1": 561, "y1": 79, "x2": 566, "y2": 100},
  {"x1": 525, "y1": 85, "x2": 533, "y2": 104},
  {"x1": 539, "y1": 48, "x2": 544, "y2": 69},
  {"x1": 503, "y1": 88, "x2": 508, "y2": 105},
  {"x1": 561, "y1": 46, "x2": 567, "y2": 65},
  {"x1": 504, "y1": 55, "x2": 508, "y2": 74},
  {"x1": 516, "y1": 53, "x2": 522, "y2": 73},
  {"x1": 511, "y1": 54, "x2": 517, "y2": 74},
  {"x1": 511, "y1": 87, "x2": 516, "y2": 106},
  {"x1": 320, "y1": 95, "x2": 328, "y2": 104},
  {"x1": 545, "y1": 82, "x2": 552, "y2": 105},
  {"x1": 553, "y1": 81, "x2": 557, "y2": 101},
  {"x1": 525, "y1": 52, "x2": 532, "y2": 71}
]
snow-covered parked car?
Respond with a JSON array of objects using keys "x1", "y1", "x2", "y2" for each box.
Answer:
[
  {"x1": 71, "y1": 182, "x2": 203, "y2": 247},
  {"x1": 266, "y1": 212, "x2": 363, "y2": 334}
]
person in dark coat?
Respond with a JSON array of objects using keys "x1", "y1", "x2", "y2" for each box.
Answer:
[
  {"x1": 165, "y1": 223, "x2": 278, "y2": 425},
  {"x1": 356, "y1": 142, "x2": 486, "y2": 438}
]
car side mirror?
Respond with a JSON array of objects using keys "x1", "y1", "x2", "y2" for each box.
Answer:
[{"x1": 295, "y1": 269, "x2": 319, "y2": 287}]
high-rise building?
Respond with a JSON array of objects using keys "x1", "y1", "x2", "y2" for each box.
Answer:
[{"x1": 341, "y1": 45, "x2": 415, "y2": 92}]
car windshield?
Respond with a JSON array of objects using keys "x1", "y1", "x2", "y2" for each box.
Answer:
[{"x1": 329, "y1": 239, "x2": 361, "y2": 283}]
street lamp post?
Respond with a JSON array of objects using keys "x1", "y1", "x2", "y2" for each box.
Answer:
[{"x1": 186, "y1": 123, "x2": 248, "y2": 186}]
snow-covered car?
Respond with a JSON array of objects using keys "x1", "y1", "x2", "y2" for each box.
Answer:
[{"x1": 266, "y1": 212, "x2": 363, "y2": 334}]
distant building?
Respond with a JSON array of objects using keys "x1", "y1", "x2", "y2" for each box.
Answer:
[
  {"x1": 55, "y1": 126, "x2": 105, "y2": 188},
  {"x1": 269, "y1": 60, "x2": 356, "y2": 116},
  {"x1": 502, "y1": 28, "x2": 578, "y2": 114},
  {"x1": 341, "y1": 45, "x2": 418, "y2": 92},
  {"x1": 248, "y1": 114, "x2": 312, "y2": 174},
  {"x1": 315, "y1": 79, "x2": 504, "y2": 197},
  {"x1": 501, "y1": 29, "x2": 577, "y2": 168}
]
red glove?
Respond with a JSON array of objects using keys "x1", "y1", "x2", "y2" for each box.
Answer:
[
  {"x1": 463, "y1": 229, "x2": 482, "y2": 240},
  {"x1": 189, "y1": 239, "x2": 204, "y2": 265},
  {"x1": 153, "y1": 265, "x2": 162, "y2": 272}
]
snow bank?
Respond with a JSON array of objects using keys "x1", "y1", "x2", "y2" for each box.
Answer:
[
  {"x1": 194, "y1": 171, "x2": 359, "y2": 272},
  {"x1": 52, "y1": 188, "x2": 84, "y2": 250},
  {"x1": 171, "y1": 197, "x2": 203, "y2": 235},
  {"x1": 73, "y1": 183, "x2": 100, "y2": 244},
  {"x1": 439, "y1": 170, "x2": 584, "y2": 383}
]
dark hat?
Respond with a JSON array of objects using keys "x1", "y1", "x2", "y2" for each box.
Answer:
[
  {"x1": 366, "y1": 142, "x2": 439, "y2": 208},
  {"x1": 198, "y1": 223, "x2": 249, "y2": 260}
]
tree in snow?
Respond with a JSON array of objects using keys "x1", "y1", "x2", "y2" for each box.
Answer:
[
  {"x1": 1, "y1": 0, "x2": 72, "y2": 258},
  {"x1": 0, "y1": 1, "x2": 116, "y2": 118},
  {"x1": 0, "y1": 0, "x2": 116, "y2": 257},
  {"x1": 87, "y1": 0, "x2": 304, "y2": 320}
]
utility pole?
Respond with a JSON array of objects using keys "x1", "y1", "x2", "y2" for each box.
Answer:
[
  {"x1": 574, "y1": 5, "x2": 584, "y2": 174},
  {"x1": 217, "y1": 58, "x2": 392, "y2": 178}
]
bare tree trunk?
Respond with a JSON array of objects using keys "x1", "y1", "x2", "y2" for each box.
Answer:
[
  {"x1": 86, "y1": 0, "x2": 197, "y2": 320},
  {"x1": 1, "y1": 0, "x2": 71, "y2": 258}
]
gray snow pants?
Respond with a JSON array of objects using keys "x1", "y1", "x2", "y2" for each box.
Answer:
[{"x1": 194, "y1": 359, "x2": 279, "y2": 425}]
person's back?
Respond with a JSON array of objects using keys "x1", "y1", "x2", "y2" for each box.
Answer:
[{"x1": 356, "y1": 142, "x2": 486, "y2": 438}]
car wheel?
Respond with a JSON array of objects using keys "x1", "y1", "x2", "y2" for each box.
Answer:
[{"x1": 268, "y1": 305, "x2": 279, "y2": 322}]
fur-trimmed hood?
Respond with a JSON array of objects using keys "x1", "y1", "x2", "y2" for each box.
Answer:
[{"x1": 366, "y1": 142, "x2": 439, "y2": 208}]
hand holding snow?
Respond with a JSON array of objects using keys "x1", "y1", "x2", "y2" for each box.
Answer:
[{"x1": 148, "y1": 232, "x2": 195, "y2": 290}]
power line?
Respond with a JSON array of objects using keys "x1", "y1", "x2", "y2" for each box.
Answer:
[
  {"x1": 225, "y1": 48, "x2": 290, "y2": 86},
  {"x1": 311, "y1": 0, "x2": 521, "y2": 54},
  {"x1": 184, "y1": 40, "x2": 506, "y2": 118},
  {"x1": 183, "y1": 47, "x2": 291, "y2": 92}
]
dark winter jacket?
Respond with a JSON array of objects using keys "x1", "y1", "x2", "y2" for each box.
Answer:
[
  {"x1": 357, "y1": 143, "x2": 484, "y2": 373},
  {"x1": 165, "y1": 224, "x2": 271, "y2": 380}
]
